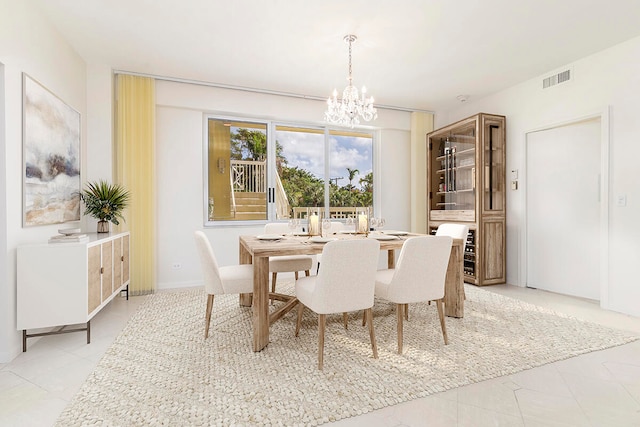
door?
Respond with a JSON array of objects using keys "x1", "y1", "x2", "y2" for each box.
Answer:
[{"x1": 526, "y1": 118, "x2": 601, "y2": 300}]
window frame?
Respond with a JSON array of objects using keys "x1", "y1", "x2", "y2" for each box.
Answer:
[{"x1": 203, "y1": 113, "x2": 377, "y2": 227}]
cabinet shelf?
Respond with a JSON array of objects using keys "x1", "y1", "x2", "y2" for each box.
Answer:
[
  {"x1": 436, "y1": 164, "x2": 475, "y2": 174},
  {"x1": 435, "y1": 147, "x2": 475, "y2": 161}
]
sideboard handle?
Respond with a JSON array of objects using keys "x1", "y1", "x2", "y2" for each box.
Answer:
[{"x1": 100, "y1": 267, "x2": 104, "y2": 274}]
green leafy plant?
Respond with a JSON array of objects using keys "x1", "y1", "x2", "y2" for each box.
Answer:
[{"x1": 80, "y1": 180, "x2": 130, "y2": 225}]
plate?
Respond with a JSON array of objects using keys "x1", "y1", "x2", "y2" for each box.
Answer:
[
  {"x1": 309, "y1": 236, "x2": 337, "y2": 243},
  {"x1": 337, "y1": 230, "x2": 356, "y2": 234},
  {"x1": 368, "y1": 234, "x2": 399, "y2": 241},
  {"x1": 383, "y1": 230, "x2": 409, "y2": 236},
  {"x1": 58, "y1": 227, "x2": 81, "y2": 235},
  {"x1": 256, "y1": 234, "x2": 283, "y2": 241}
]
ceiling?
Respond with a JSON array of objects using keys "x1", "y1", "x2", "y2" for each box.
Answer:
[{"x1": 34, "y1": 0, "x2": 640, "y2": 112}]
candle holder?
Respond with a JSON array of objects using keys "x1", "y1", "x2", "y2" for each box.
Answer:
[
  {"x1": 307, "y1": 208, "x2": 321, "y2": 236},
  {"x1": 355, "y1": 207, "x2": 370, "y2": 236}
]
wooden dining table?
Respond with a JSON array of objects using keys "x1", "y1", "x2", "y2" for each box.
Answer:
[{"x1": 239, "y1": 232, "x2": 464, "y2": 352}]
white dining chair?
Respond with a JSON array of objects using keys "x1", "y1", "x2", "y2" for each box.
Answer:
[
  {"x1": 264, "y1": 223, "x2": 313, "y2": 293},
  {"x1": 374, "y1": 235, "x2": 452, "y2": 354},
  {"x1": 295, "y1": 238, "x2": 380, "y2": 370},
  {"x1": 315, "y1": 221, "x2": 345, "y2": 274},
  {"x1": 194, "y1": 231, "x2": 254, "y2": 339},
  {"x1": 435, "y1": 223, "x2": 469, "y2": 251}
]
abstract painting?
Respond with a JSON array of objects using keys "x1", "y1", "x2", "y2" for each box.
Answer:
[{"x1": 23, "y1": 74, "x2": 81, "y2": 226}]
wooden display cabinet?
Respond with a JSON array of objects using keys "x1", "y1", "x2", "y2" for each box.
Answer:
[{"x1": 427, "y1": 113, "x2": 506, "y2": 286}]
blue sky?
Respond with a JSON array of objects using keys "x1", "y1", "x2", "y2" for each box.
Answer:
[{"x1": 276, "y1": 130, "x2": 372, "y2": 189}]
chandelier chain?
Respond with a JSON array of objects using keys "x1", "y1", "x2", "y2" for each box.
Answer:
[{"x1": 347, "y1": 37, "x2": 353, "y2": 85}]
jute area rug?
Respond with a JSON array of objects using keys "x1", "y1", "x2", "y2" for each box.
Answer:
[{"x1": 57, "y1": 284, "x2": 637, "y2": 426}]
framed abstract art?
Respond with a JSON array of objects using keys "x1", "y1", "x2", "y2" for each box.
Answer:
[{"x1": 22, "y1": 73, "x2": 81, "y2": 226}]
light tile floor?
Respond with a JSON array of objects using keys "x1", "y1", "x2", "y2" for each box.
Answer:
[{"x1": 1, "y1": 285, "x2": 639, "y2": 427}]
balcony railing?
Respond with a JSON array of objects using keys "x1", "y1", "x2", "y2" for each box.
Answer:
[
  {"x1": 231, "y1": 160, "x2": 266, "y2": 193},
  {"x1": 292, "y1": 207, "x2": 371, "y2": 219},
  {"x1": 229, "y1": 160, "x2": 369, "y2": 220}
]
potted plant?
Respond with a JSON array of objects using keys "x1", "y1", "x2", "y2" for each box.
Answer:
[{"x1": 80, "y1": 180, "x2": 131, "y2": 233}]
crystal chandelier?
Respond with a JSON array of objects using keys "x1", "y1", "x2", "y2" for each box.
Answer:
[{"x1": 324, "y1": 35, "x2": 377, "y2": 128}]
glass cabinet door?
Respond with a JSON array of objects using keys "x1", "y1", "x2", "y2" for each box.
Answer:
[
  {"x1": 482, "y1": 116, "x2": 505, "y2": 214},
  {"x1": 429, "y1": 118, "x2": 477, "y2": 220}
]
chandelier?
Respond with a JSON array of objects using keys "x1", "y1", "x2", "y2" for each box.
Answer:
[{"x1": 324, "y1": 35, "x2": 377, "y2": 128}]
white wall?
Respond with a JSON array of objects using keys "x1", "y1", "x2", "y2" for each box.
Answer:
[
  {"x1": 154, "y1": 80, "x2": 412, "y2": 289},
  {"x1": 0, "y1": 0, "x2": 87, "y2": 361},
  {"x1": 438, "y1": 35, "x2": 640, "y2": 317}
]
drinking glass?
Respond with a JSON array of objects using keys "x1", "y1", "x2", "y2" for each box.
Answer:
[
  {"x1": 346, "y1": 217, "x2": 354, "y2": 232},
  {"x1": 370, "y1": 217, "x2": 379, "y2": 233},
  {"x1": 287, "y1": 218, "x2": 298, "y2": 236},
  {"x1": 322, "y1": 218, "x2": 331, "y2": 237},
  {"x1": 377, "y1": 218, "x2": 385, "y2": 232}
]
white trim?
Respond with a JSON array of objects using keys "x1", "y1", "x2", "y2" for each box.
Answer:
[
  {"x1": 113, "y1": 69, "x2": 431, "y2": 114},
  {"x1": 522, "y1": 108, "x2": 610, "y2": 307}
]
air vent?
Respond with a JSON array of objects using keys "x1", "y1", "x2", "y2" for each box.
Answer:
[{"x1": 543, "y1": 69, "x2": 571, "y2": 89}]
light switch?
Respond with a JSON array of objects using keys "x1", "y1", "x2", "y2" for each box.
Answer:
[
  {"x1": 511, "y1": 169, "x2": 518, "y2": 180},
  {"x1": 511, "y1": 181, "x2": 518, "y2": 190},
  {"x1": 616, "y1": 194, "x2": 627, "y2": 207}
]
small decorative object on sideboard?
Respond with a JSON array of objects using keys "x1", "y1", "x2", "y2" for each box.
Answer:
[
  {"x1": 49, "y1": 228, "x2": 89, "y2": 243},
  {"x1": 80, "y1": 180, "x2": 131, "y2": 233}
]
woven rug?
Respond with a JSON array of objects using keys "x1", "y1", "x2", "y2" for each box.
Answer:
[{"x1": 57, "y1": 284, "x2": 637, "y2": 426}]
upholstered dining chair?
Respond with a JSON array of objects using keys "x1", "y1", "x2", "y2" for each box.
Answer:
[
  {"x1": 315, "y1": 221, "x2": 345, "y2": 274},
  {"x1": 194, "y1": 231, "x2": 254, "y2": 339},
  {"x1": 435, "y1": 223, "x2": 469, "y2": 251},
  {"x1": 374, "y1": 235, "x2": 452, "y2": 354},
  {"x1": 264, "y1": 222, "x2": 313, "y2": 293},
  {"x1": 295, "y1": 238, "x2": 380, "y2": 370}
]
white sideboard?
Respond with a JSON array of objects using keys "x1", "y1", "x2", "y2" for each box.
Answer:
[{"x1": 17, "y1": 231, "x2": 130, "y2": 351}]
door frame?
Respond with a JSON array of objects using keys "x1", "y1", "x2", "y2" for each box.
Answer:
[{"x1": 522, "y1": 108, "x2": 610, "y2": 307}]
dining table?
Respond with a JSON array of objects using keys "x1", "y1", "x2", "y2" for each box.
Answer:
[{"x1": 239, "y1": 232, "x2": 464, "y2": 352}]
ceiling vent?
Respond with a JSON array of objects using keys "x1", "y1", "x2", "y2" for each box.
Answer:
[{"x1": 543, "y1": 69, "x2": 571, "y2": 89}]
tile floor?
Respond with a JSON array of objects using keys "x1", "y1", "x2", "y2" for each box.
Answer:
[{"x1": 1, "y1": 284, "x2": 639, "y2": 427}]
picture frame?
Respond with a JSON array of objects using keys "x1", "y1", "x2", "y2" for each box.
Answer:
[{"x1": 22, "y1": 73, "x2": 81, "y2": 226}]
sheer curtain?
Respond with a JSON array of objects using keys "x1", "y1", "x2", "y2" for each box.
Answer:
[{"x1": 115, "y1": 74, "x2": 156, "y2": 295}]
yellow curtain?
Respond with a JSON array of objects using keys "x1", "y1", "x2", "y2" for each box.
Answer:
[{"x1": 115, "y1": 74, "x2": 156, "y2": 295}]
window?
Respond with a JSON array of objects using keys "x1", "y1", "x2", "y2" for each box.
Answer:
[
  {"x1": 206, "y1": 118, "x2": 268, "y2": 222},
  {"x1": 205, "y1": 116, "x2": 374, "y2": 224}
]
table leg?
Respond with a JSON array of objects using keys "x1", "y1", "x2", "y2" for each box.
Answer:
[
  {"x1": 444, "y1": 243, "x2": 464, "y2": 318},
  {"x1": 239, "y1": 242, "x2": 253, "y2": 307},
  {"x1": 252, "y1": 256, "x2": 270, "y2": 352},
  {"x1": 387, "y1": 249, "x2": 395, "y2": 269}
]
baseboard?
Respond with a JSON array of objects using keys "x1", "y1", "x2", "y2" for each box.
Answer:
[{"x1": 156, "y1": 280, "x2": 202, "y2": 291}]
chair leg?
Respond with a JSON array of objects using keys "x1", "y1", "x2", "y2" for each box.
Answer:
[
  {"x1": 405, "y1": 304, "x2": 409, "y2": 321},
  {"x1": 436, "y1": 298, "x2": 449, "y2": 345},
  {"x1": 204, "y1": 294, "x2": 214, "y2": 339},
  {"x1": 362, "y1": 310, "x2": 367, "y2": 326},
  {"x1": 295, "y1": 271, "x2": 299, "y2": 280},
  {"x1": 366, "y1": 308, "x2": 378, "y2": 359},
  {"x1": 396, "y1": 303, "x2": 404, "y2": 354},
  {"x1": 295, "y1": 302, "x2": 304, "y2": 337},
  {"x1": 271, "y1": 272, "x2": 277, "y2": 293},
  {"x1": 305, "y1": 270, "x2": 310, "y2": 277},
  {"x1": 343, "y1": 312, "x2": 349, "y2": 329},
  {"x1": 316, "y1": 262, "x2": 320, "y2": 274},
  {"x1": 318, "y1": 314, "x2": 326, "y2": 370}
]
